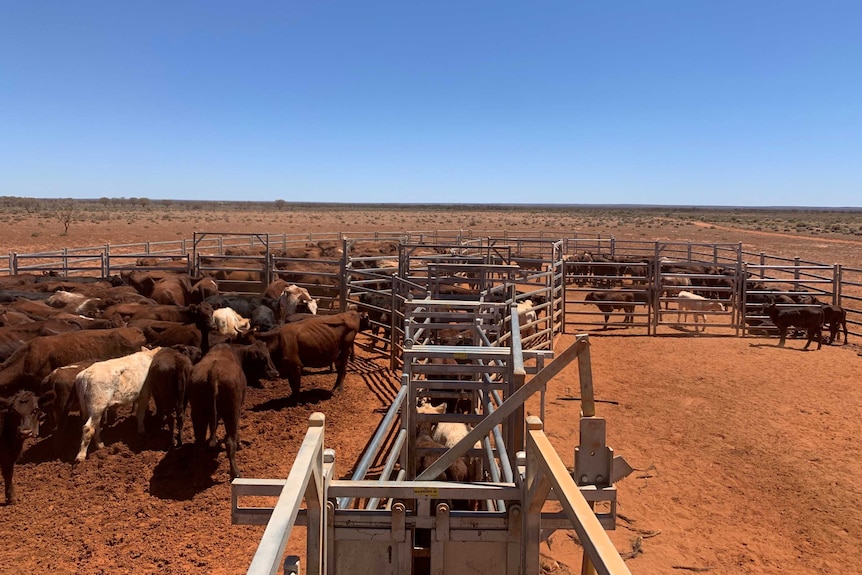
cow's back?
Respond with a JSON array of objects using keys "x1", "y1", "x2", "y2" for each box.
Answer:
[
  {"x1": 280, "y1": 312, "x2": 359, "y2": 369},
  {"x1": 1, "y1": 327, "x2": 146, "y2": 390},
  {"x1": 77, "y1": 347, "x2": 160, "y2": 410}
]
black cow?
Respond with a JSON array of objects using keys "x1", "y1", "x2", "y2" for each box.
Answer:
[
  {"x1": 761, "y1": 301, "x2": 824, "y2": 350},
  {"x1": 249, "y1": 305, "x2": 277, "y2": 333},
  {"x1": 358, "y1": 292, "x2": 392, "y2": 350},
  {"x1": 145, "y1": 345, "x2": 202, "y2": 448},
  {"x1": 203, "y1": 294, "x2": 276, "y2": 320},
  {"x1": 1, "y1": 391, "x2": 44, "y2": 504},
  {"x1": 820, "y1": 304, "x2": 848, "y2": 345}
]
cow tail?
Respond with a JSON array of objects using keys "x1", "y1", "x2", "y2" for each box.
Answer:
[{"x1": 209, "y1": 371, "x2": 219, "y2": 442}]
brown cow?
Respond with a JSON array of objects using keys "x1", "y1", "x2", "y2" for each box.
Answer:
[
  {"x1": 129, "y1": 303, "x2": 214, "y2": 325},
  {"x1": 142, "y1": 345, "x2": 201, "y2": 448},
  {"x1": 0, "y1": 327, "x2": 148, "y2": 395},
  {"x1": 187, "y1": 341, "x2": 278, "y2": 479},
  {"x1": 189, "y1": 277, "x2": 219, "y2": 304},
  {"x1": 133, "y1": 304, "x2": 215, "y2": 354},
  {"x1": 259, "y1": 310, "x2": 370, "y2": 396},
  {"x1": 150, "y1": 274, "x2": 193, "y2": 306},
  {"x1": 0, "y1": 319, "x2": 84, "y2": 362}
]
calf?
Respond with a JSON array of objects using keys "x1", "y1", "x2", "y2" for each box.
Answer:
[
  {"x1": 74, "y1": 347, "x2": 162, "y2": 462},
  {"x1": 187, "y1": 341, "x2": 278, "y2": 479},
  {"x1": 585, "y1": 291, "x2": 642, "y2": 328},
  {"x1": 820, "y1": 304, "x2": 848, "y2": 344},
  {"x1": 144, "y1": 345, "x2": 202, "y2": 448},
  {"x1": 358, "y1": 291, "x2": 391, "y2": 350},
  {"x1": 761, "y1": 301, "x2": 824, "y2": 350},
  {"x1": 1, "y1": 391, "x2": 43, "y2": 504},
  {"x1": 674, "y1": 291, "x2": 725, "y2": 332}
]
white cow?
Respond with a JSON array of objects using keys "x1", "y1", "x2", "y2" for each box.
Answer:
[
  {"x1": 45, "y1": 290, "x2": 100, "y2": 316},
  {"x1": 277, "y1": 284, "x2": 318, "y2": 321},
  {"x1": 675, "y1": 290, "x2": 725, "y2": 331},
  {"x1": 45, "y1": 290, "x2": 89, "y2": 309},
  {"x1": 212, "y1": 307, "x2": 251, "y2": 336},
  {"x1": 515, "y1": 299, "x2": 538, "y2": 340},
  {"x1": 418, "y1": 401, "x2": 484, "y2": 485},
  {"x1": 74, "y1": 346, "x2": 162, "y2": 462}
]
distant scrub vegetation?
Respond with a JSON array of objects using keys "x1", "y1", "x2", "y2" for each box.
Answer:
[{"x1": 0, "y1": 196, "x2": 860, "y2": 238}]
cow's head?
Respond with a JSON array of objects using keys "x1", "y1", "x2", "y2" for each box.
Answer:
[
  {"x1": 358, "y1": 311, "x2": 372, "y2": 332},
  {"x1": 3, "y1": 391, "x2": 43, "y2": 440},
  {"x1": 241, "y1": 341, "x2": 280, "y2": 384},
  {"x1": 191, "y1": 302, "x2": 217, "y2": 330}
]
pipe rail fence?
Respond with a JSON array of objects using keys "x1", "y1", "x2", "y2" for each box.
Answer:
[{"x1": 2, "y1": 231, "x2": 859, "y2": 343}]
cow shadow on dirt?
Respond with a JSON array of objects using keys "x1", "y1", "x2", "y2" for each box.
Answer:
[
  {"x1": 149, "y1": 444, "x2": 221, "y2": 500},
  {"x1": 23, "y1": 412, "x2": 199, "y2": 465},
  {"x1": 250, "y1": 388, "x2": 333, "y2": 412},
  {"x1": 747, "y1": 342, "x2": 819, "y2": 352},
  {"x1": 19, "y1": 436, "x2": 64, "y2": 465},
  {"x1": 21, "y1": 412, "x2": 151, "y2": 464}
]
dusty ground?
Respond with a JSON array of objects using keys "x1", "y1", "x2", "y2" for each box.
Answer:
[{"x1": 1, "y1": 204, "x2": 861, "y2": 575}]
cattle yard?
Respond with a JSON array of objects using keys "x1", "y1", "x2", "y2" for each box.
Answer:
[
  {"x1": 2, "y1": 225, "x2": 862, "y2": 574},
  {"x1": 2, "y1": 229, "x2": 860, "y2": 346}
]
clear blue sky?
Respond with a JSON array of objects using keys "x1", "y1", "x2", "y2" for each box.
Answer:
[{"x1": 1, "y1": 2, "x2": 860, "y2": 206}]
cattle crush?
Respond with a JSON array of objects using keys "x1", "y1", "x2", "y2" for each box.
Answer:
[{"x1": 3, "y1": 230, "x2": 861, "y2": 574}]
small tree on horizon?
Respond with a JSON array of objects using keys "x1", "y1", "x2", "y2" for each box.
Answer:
[
  {"x1": 274, "y1": 199, "x2": 286, "y2": 211},
  {"x1": 56, "y1": 201, "x2": 78, "y2": 235}
]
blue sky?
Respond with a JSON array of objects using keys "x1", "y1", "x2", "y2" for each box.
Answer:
[{"x1": 1, "y1": 2, "x2": 860, "y2": 207}]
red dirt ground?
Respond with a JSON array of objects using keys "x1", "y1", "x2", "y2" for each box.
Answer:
[{"x1": 1, "y1": 207, "x2": 861, "y2": 575}]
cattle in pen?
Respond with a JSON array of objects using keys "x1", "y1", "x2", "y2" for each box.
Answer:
[
  {"x1": 257, "y1": 310, "x2": 371, "y2": 396},
  {"x1": 187, "y1": 341, "x2": 278, "y2": 479},
  {"x1": 673, "y1": 291, "x2": 725, "y2": 331},
  {"x1": 584, "y1": 291, "x2": 647, "y2": 329},
  {"x1": 761, "y1": 300, "x2": 824, "y2": 350},
  {"x1": 74, "y1": 346, "x2": 163, "y2": 462},
  {"x1": 1, "y1": 390, "x2": 45, "y2": 504},
  {"x1": 820, "y1": 303, "x2": 848, "y2": 344}
]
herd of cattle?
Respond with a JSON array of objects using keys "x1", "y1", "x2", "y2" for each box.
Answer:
[
  {"x1": 568, "y1": 251, "x2": 849, "y2": 346},
  {"x1": 0, "y1": 243, "x2": 853, "y2": 506},
  {"x1": 0, "y1": 265, "x2": 375, "y2": 505}
]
